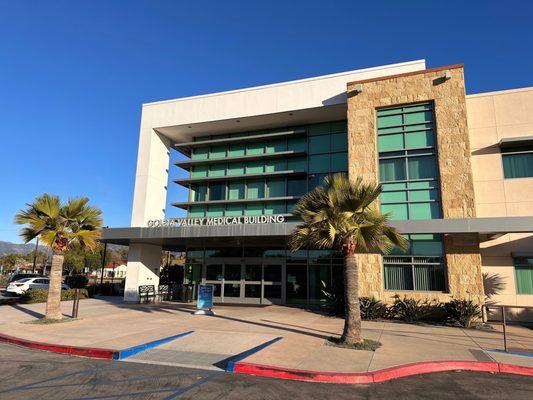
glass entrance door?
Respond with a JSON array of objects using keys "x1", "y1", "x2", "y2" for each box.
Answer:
[{"x1": 204, "y1": 258, "x2": 285, "y2": 304}]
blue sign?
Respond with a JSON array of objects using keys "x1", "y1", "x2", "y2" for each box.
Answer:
[{"x1": 197, "y1": 284, "x2": 214, "y2": 310}]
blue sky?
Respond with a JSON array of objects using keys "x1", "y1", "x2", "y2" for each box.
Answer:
[{"x1": 0, "y1": 0, "x2": 532, "y2": 243}]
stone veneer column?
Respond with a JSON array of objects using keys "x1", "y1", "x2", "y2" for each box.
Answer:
[{"x1": 346, "y1": 65, "x2": 484, "y2": 304}]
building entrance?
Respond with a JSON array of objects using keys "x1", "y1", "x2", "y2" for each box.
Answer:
[{"x1": 203, "y1": 258, "x2": 284, "y2": 304}]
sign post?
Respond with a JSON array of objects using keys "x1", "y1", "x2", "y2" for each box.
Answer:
[{"x1": 193, "y1": 284, "x2": 215, "y2": 315}]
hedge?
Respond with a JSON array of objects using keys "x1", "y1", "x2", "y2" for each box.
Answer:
[{"x1": 20, "y1": 289, "x2": 89, "y2": 304}]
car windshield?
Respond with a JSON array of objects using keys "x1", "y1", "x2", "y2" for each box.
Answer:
[{"x1": 16, "y1": 278, "x2": 32, "y2": 283}]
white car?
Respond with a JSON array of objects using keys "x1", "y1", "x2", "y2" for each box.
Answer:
[{"x1": 6, "y1": 277, "x2": 70, "y2": 296}]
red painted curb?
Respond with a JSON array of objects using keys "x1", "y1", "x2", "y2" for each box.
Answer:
[
  {"x1": 233, "y1": 360, "x2": 533, "y2": 384},
  {"x1": 0, "y1": 333, "x2": 117, "y2": 360}
]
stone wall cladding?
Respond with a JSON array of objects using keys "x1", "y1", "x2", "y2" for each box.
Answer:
[{"x1": 347, "y1": 65, "x2": 484, "y2": 304}]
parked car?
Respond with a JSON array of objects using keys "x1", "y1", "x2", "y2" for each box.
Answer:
[
  {"x1": 8, "y1": 273, "x2": 40, "y2": 284},
  {"x1": 6, "y1": 277, "x2": 69, "y2": 296}
]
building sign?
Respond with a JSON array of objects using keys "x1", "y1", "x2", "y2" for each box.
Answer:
[{"x1": 147, "y1": 214, "x2": 286, "y2": 228}]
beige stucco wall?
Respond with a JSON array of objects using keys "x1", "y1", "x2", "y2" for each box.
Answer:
[
  {"x1": 467, "y1": 87, "x2": 533, "y2": 312},
  {"x1": 347, "y1": 66, "x2": 484, "y2": 304}
]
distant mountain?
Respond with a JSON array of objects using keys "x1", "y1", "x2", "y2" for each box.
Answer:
[
  {"x1": 0, "y1": 241, "x2": 45, "y2": 256},
  {"x1": 0, "y1": 240, "x2": 127, "y2": 257}
]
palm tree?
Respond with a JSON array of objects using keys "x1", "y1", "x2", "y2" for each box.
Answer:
[
  {"x1": 15, "y1": 194, "x2": 103, "y2": 320},
  {"x1": 289, "y1": 174, "x2": 408, "y2": 345}
]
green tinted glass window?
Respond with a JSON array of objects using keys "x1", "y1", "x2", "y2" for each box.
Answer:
[
  {"x1": 406, "y1": 130, "x2": 434, "y2": 148},
  {"x1": 379, "y1": 158, "x2": 405, "y2": 181},
  {"x1": 404, "y1": 110, "x2": 432, "y2": 125},
  {"x1": 288, "y1": 157, "x2": 306, "y2": 171},
  {"x1": 377, "y1": 114, "x2": 402, "y2": 128},
  {"x1": 209, "y1": 145, "x2": 226, "y2": 159},
  {"x1": 515, "y1": 267, "x2": 533, "y2": 294},
  {"x1": 408, "y1": 156, "x2": 437, "y2": 180},
  {"x1": 330, "y1": 121, "x2": 347, "y2": 133},
  {"x1": 308, "y1": 123, "x2": 330, "y2": 136},
  {"x1": 207, "y1": 205, "x2": 225, "y2": 217},
  {"x1": 246, "y1": 203, "x2": 263, "y2": 215},
  {"x1": 331, "y1": 133, "x2": 348, "y2": 152},
  {"x1": 410, "y1": 234, "x2": 443, "y2": 256},
  {"x1": 266, "y1": 178, "x2": 286, "y2": 197},
  {"x1": 309, "y1": 135, "x2": 330, "y2": 154},
  {"x1": 228, "y1": 182, "x2": 244, "y2": 200},
  {"x1": 227, "y1": 143, "x2": 245, "y2": 157},
  {"x1": 265, "y1": 202, "x2": 286, "y2": 214},
  {"x1": 192, "y1": 148, "x2": 208, "y2": 160},
  {"x1": 409, "y1": 189, "x2": 439, "y2": 202},
  {"x1": 225, "y1": 204, "x2": 244, "y2": 216},
  {"x1": 266, "y1": 139, "x2": 286, "y2": 153},
  {"x1": 191, "y1": 165, "x2": 208, "y2": 178},
  {"x1": 287, "y1": 178, "x2": 306, "y2": 196},
  {"x1": 191, "y1": 184, "x2": 207, "y2": 201},
  {"x1": 382, "y1": 204, "x2": 408, "y2": 220},
  {"x1": 378, "y1": 134, "x2": 404, "y2": 152},
  {"x1": 381, "y1": 190, "x2": 408, "y2": 203},
  {"x1": 209, "y1": 164, "x2": 226, "y2": 177},
  {"x1": 246, "y1": 161, "x2": 264, "y2": 174},
  {"x1": 247, "y1": 141, "x2": 265, "y2": 155},
  {"x1": 331, "y1": 152, "x2": 348, "y2": 172},
  {"x1": 287, "y1": 137, "x2": 306, "y2": 152},
  {"x1": 247, "y1": 180, "x2": 264, "y2": 199},
  {"x1": 189, "y1": 206, "x2": 205, "y2": 217},
  {"x1": 208, "y1": 183, "x2": 225, "y2": 200},
  {"x1": 227, "y1": 162, "x2": 244, "y2": 175},
  {"x1": 502, "y1": 153, "x2": 533, "y2": 178},
  {"x1": 409, "y1": 202, "x2": 440, "y2": 220},
  {"x1": 265, "y1": 159, "x2": 286, "y2": 172},
  {"x1": 309, "y1": 154, "x2": 330, "y2": 173}
]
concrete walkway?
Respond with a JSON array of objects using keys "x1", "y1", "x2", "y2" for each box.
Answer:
[{"x1": 0, "y1": 297, "x2": 531, "y2": 373}]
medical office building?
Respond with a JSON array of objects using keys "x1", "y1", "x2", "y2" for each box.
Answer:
[{"x1": 102, "y1": 60, "x2": 533, "y2": 315}]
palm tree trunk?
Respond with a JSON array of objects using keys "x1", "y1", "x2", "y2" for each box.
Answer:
[
  {"x1": 45, "y1": 252, "x2": 64, "y2": 320},
  {"x1": 341, "y1": 252, "x2": 363, "y2": 345}
]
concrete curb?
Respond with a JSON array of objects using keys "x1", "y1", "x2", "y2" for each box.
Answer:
[
  {"x1": 2, "y1": 333, "x2": 532, "y2": 383},
  {"x1": 0, "y1": 333, "x2": 117, "y2": 359},
  {"x1": 232, "y1": 360, "x2": 533, "y2": 384},
  {"x1": 0, "y1": 330, "x2": 195, "y2": 360}
]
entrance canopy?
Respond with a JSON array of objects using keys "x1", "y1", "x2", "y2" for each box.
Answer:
[{"x1": 101, "y1": 216, "x2": 533, "y2": 249}]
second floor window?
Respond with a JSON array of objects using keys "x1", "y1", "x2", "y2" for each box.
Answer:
[{"x1": 502, "y1": 144, "x2": 533, "y2": 179}]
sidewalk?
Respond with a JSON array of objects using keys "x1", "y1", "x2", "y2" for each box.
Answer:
[{"x1": 0, "y1": 297, "x2": 531, "y2": 376}]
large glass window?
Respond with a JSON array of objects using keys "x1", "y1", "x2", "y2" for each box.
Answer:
[
  {"x1": 266, "y1": 178, "x2": 285, "y2": 197},
  {"x1": 377, "y1": 103, "x2": 442, "y2": 221},
  {"x1": 502, "y1": 145, "x2": 533, "y2": 179},
  {"x1": 185, "y1": 121, "x2": 348, "y2": 218},
  {"x1": 378, "y1": 103, "x2": 446, "y2": 292},
  {"x1": 209, "y1": 183, "x2": 225, "y2": 200},
  {"x1": 514, "y1": 257, "x2": 533, "y2": 294},
  {"x1": 247, "y1": 180, "x2": 265, "y2": 199},
  {"x1": 287, "y1": 178, "x2": 306, "y2": 196},
  {"x1": 228, "y1": 182, "x2": 244, "y2": 200}
]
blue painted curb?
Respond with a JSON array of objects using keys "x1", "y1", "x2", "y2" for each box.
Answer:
[
  {"x1": 114, "y1": 330, "x2": 194, "y2": 360},
  {"x1": 487, "y1": 349, "x2": 533, "y2": 358},
  {"x1": 226, "y1": 337, "x2": 283, "y2": 372}
]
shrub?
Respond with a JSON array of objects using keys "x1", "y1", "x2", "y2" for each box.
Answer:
[
  {"x1": 20, "y1": 289, "x2": 89, "y2": 304},
  {"x1": 443, "y1": 299, "x2": 482, "y2": 328},
  {"x1": 321, "y1": 280, "x2": 345, "y2": 316},
  {"x1": 359, "y1": 297, "x2": 388, "y2": 320},
  {"x1": 64, "y1": 275, "x2": 89, "y2": 289},
  {"x1": 389, "y1": 295, "x2": 442, "y2": 323}
]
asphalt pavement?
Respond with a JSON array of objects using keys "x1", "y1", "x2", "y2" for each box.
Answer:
[{"x1": 0, "y1": 343, "x2": 531, "y2": 400}]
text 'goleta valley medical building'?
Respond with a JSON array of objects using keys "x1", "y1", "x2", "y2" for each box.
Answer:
[{"x1": 103, "y1": 60, "x2": 533, "y2": 316}]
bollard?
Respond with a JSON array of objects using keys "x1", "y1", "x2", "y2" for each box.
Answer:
[{"x1": 71, "y1": 288, "x2": 80, "y2": 318}]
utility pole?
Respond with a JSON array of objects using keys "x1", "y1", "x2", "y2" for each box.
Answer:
[{"x1": 31, "y1": 237, "x2": 39, "y2": 273}]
